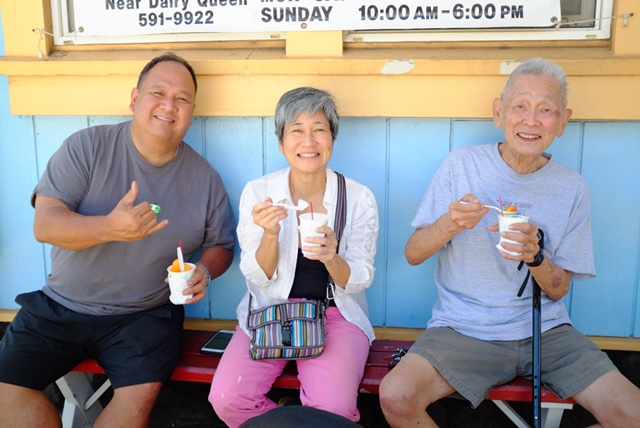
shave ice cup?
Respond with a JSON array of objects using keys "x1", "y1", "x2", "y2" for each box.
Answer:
[
  {"x1": 167, "y1": 262, "x2": 195, "y2": 304},
  {"x1": 298, "y1": 213, "x2": 329, "y2": 256},
  {"x1": 496, "y1": 214, "x2": 529, "y2": 256}
]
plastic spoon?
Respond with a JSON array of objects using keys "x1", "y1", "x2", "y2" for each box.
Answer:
[
  {"x1": 272, "y1": 199, "x2": 310, "y2": 211},
  {"x1": 460, "y1": 201, "x2": 503, "y2": 213},
  {"x1": 177, "y1": 246, "x2": 185, "y2": 272}
]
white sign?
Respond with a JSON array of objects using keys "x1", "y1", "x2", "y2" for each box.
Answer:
[{"x1": 73, "y1": 0, "x2": 561, "y2": 37}]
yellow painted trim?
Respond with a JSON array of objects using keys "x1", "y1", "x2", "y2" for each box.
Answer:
[
  {"x1": 6, "y1": 67, "x2": 640, "y2": 120},
  {"x1": 372, "y1": 327, "x2": 423, "y2": 342},
  {"x1": 286, "y1": 31, "x2": 343, "y2": 57},
  {"x1": 0, "y1": 310, "x2": 17, "y2": 323},
  {"x1": 184, "y1": 322, "x2": 640, "y2": 352},
  {"x1": 612, "y1": 0, "x2": 640, "y2": 55},
  {"x1": 1, "y1": 1, "x2": 640, "y2": 118},
  {"x1": 184, "y1": 318, "x2": 238, "y2": 332},
  {"x1": 189, "y1": 321, "x2": 640, "y2": 351},
  {"x1": 0, "y1": 0, "x2": 50, "y2": 57},
  {"x1": 590, "y1": 336, "x2": 640, "y2": 352},
  {"x1": 2, "y1": 311, "x2": 640, "y2": 351}
]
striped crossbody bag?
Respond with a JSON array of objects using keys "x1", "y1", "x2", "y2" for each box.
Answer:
[{"x1": 246, "y1": 172, "x2": 346, "y2": 360}]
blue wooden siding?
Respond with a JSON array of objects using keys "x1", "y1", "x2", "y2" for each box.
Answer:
[
  {"x1": 577, "y1": 123, "x2": 640, "y2": 337},
  {"x1": 1, "y1": 17, "x2": 639, "y2": 336},
  {"x1": 2, "y1": 81, "x2": 639, "y2": 338}
]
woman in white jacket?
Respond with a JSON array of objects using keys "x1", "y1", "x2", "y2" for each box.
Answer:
[{"x1": 209, "y1": 87, "x2": 379, "y2": 427}]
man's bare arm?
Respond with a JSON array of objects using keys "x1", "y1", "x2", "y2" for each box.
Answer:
[
  {"x1": 182, "y1": 246, "x2": 234, "y2": 304},
  {"x1": 406, "y1": 198, "x2": 489, "y2": 266},
  {"x1": 33, "y1": 181, "x2": 168, "y2": 251}
]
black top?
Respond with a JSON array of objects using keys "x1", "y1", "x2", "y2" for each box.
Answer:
[{"x1": 288, "y1": 249, "x2": 330, "y2": 301}]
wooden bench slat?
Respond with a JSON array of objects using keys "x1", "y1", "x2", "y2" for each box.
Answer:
[
  {"x1": 61, "y1": 329, "x2": 576, "y2": 428},
  {"x1": 70, "y1": 330, "x2": 573, "y2": 403},
  {"x1": 170, "y1": 367, "x2": 215, "y2": 384},
  {"x1": 58, "y1": 329, "x2": 577, "y2": 428},
  {"x1": 485, "y1": 377, "x2": 575, "y2": 404},
  {"x1": 72, "y1": 360, "x2": 105, "y2": 375}
]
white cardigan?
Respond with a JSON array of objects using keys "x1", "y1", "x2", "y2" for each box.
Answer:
[{"x1": 235, "y1": 168, "x2": 379, "y2": 344}]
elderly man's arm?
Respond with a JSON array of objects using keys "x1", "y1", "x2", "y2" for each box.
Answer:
[
  {"x1": 406, "y1": 219, "x2": 458, "y2": 266},
  {"x1": 406, "y1": 200, "x2": 489, "y2": 266},
  {"x1": 500, "y1": 222, "x2": 573, "y2": 302},
  {"x1": 529, "y1": 257, "x2": 572, "y2": 302}
]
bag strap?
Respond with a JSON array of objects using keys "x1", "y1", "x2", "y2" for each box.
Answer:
[
  {"x1": 327, "y1": 172, "x2": 347, "y2": 301},
  {"x1": 333, "y1": 171, "x2": 347, "y2": 245}
]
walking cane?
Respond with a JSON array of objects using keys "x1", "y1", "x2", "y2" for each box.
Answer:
[
  {"x1": 518, "y1": 228, "x2": 545, "y2": 428},
  {"x1": 518, "y1": 268, "x2": 542, "y2": 428},
  {"x1": 532, "y1": 276, "x2": 542, "y2": 428}
]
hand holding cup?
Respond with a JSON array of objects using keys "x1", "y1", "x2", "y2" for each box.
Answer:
[
  {"x1": 167, "y1": 262, "x2": 195, "y2": 304},
  {"x1": 298, "y1": 213, "x2": 329, "y2": 257},
  {"x1": 496, "y1": 214, "x2": 529, "y2": 256}
]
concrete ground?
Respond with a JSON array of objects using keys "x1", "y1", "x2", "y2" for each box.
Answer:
[{"x1": 4, "y1": 322, "x2": 640, "y2": 427}]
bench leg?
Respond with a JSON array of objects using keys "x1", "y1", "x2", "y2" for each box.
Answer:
[
  {"x1": 55, "y1": 373, "x2": 108, "y2": 428},
  {"x1": 492, "y1": 400, "x2": 573, "y2": 428},
  {"x1": 540, "y1": 403, "x2": 573, "y2": 428},
  {"x1": 493, "y1": 400, "x2": 529, "y2": 428}
]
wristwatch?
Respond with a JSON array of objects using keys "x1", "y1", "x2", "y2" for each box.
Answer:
[
  {"x1": 196, "y1": 263, "x2": 212, "y2": 285},
  {"x1": 526, "y1": 229, "x2": 545, "y2": 268}
]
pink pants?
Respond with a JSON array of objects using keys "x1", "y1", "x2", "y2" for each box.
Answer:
[{"x1": 208, "y1": 307, "x2": 370, "y2": 428}]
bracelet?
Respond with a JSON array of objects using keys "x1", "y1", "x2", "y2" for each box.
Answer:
[
  {"x1": 526, "y1": 229, "x2": 545, "y2": 268},
  {"x1": 196, "y1": 263, "x2": 212, "y2": 285}
]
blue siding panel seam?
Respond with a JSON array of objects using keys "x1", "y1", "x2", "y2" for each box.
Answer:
[
  {"x1": 381, "y1": 118, "x2": 391, "y2": 327},
  {"x1": 261, "y1": 118, "x2": 268, "y2": 175},
  {"x1": 632, "y1": 215, "x2": 640, "y2": 337}
]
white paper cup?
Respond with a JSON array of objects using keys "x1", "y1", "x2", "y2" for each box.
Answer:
[
  {"x1": 167, "y1": 262, "x2": 195, "y2": 305},
  {"x1": 496, "y1": 214, "x2": 529, "y2": 256},
  {"x1": 298, "y1": 213, "x2": 328, "y2": 256}
]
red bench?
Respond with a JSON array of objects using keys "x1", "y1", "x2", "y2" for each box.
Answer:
[{"x1": 56, "y1": 330, "x2": 574, "y2": 428}]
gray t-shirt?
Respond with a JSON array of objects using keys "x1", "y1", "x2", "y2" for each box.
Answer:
[
  {"x1": 33, "y1": 121, "x2": 236, "y2": 315},
  {"x1": 412, "y1": 143, "x2": 595, "y2": 341}
]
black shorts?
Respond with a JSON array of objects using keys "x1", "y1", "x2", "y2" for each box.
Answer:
[{"x1": 0, "y1": 291, "x2": 184, "y2": 390}]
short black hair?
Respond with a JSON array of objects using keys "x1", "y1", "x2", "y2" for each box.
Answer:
[{"x1": 137, "y1": 52, "x2": 197, "y2": 92}]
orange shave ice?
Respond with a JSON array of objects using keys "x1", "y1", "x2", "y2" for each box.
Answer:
[
  {"x1": 505, "y1": 206, "x2": 517, "y2": 213},
  {"x1": 170, "y1": 259, "x2": 194, "y2": 273}
]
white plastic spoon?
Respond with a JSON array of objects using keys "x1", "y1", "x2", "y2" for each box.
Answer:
[
  {"x1": 460, "y1": 201, "x2": 504, "y2": 213},
  {"x1": 177, "y1": 246, "x2": 185, "y2": 272},
  {"x1": 272, "y1": 199, "x2": 310, "y2": 211}
]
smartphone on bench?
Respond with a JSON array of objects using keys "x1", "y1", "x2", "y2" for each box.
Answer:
[{"x1": 200, "y1": 330, "x2": 234, "y2": 355}]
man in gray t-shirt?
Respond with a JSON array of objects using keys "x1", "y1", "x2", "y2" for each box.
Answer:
[
  {"x1": 380, "y1": 58, "x2": 640, "y2": 427},
  {"x1": 0, "y1": 53, "x2": 236, "y2": 427}
]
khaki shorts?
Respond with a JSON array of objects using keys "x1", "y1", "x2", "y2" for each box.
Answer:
[{"x1": 408, "y1": 324, "x2": 616, "y2": 407}]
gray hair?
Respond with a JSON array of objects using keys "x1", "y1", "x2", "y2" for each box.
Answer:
[
  {"x1": 275, "y1": 87, "x2": 339, "y2": 143},
  {"x1": 502, "y1": 58, "x2": 568, "y2": 109}
]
